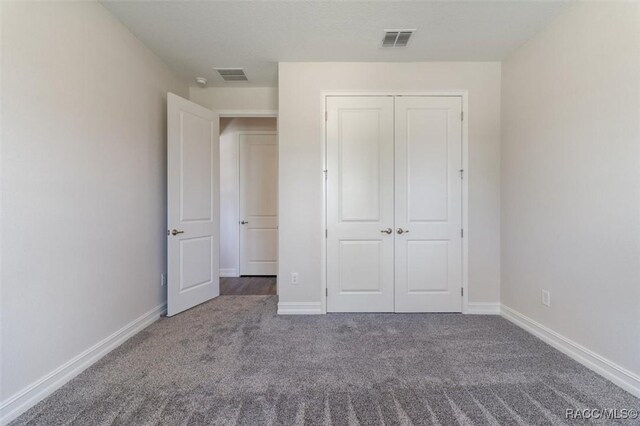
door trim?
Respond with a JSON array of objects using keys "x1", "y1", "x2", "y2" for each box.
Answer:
[
  {"x1": 217, "y1": 110, "x2": 278, "y2": 118},
  {"x1": 320, "y1": 91, "x2": 469, "y2": 314},
  {"x1": 237, "y1": 131, "x2": 278, "y2": 276}
]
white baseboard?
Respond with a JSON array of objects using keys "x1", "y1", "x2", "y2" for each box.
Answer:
[
  {"x1": 219, "y1": 268, "x2": 238, "y2": 277},
  {"x1": 501, "y1": 304, "x2": 640, "y2": 398},
  {"x1": 0, "y1": 303, "x2": 166, "y2": 425},
  {"x1": 277, "y1": 302, "x2": 323, "y2": 315},
  {"x1": 465, "y1": 302, "x2": 500, "y2": 315}
]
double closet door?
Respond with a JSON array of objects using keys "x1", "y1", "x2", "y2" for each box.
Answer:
[{"x1": 326, "y1": 95, "x2": 463, "y2": 313}]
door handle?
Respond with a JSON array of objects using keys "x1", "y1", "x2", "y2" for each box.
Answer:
[
  {"x1": 240, "y1": 221, "x2": 249, "y2": 225},
  {"x1": 171, "y1": 229, "x2": 184, "y2": 236},
  {"x1": 381, "y1": 228, "x2": 392, "y2": 234},
  {"x1": 397, "y1": 228, "x2": 409, "y2": 234}
]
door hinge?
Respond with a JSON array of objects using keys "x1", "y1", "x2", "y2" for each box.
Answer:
[
  {"x1": 461, "y1": 111, "x2": 464, "y2": 121},
  {"x1": 461, "y1": 288, "x2": 464, "y2": 297},
  {"x1": 325, "y1": 229, "x2": 328, "y2": 238},
  {"x1": 459, "y1": 169, "x2": 464, "y2": 179},
  {"x1": 323, "y1": 169, "x2": 328, "y2": 180},
  {"x1": 326, "y1": 288, "x2": 328, "y2": 297},
  {"x1": 325, "y1": 111, "x2": 328, "y2": 122},
  {"x1": 461, "y1": 229, "x2": 464, "y2": 238}
]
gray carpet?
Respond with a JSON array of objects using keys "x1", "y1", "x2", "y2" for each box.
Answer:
[{"x1": 12, "y1": 296, "x2": 639, "y2": 425}]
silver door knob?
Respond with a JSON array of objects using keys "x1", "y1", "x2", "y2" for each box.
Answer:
[
  {"x1": 381, "y1": 228, "x2": 392, "y2": 234},
  {"x1": 240, "y1": 221, "x2": 249, "y2": 225},
  {"x1": 397, "y1": 228, "x2": 409, "y2": 234},
  {"x1": 171, "y1": 229, "x2": 184, "y2": 236}
]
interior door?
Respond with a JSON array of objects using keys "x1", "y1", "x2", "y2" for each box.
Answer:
[
  {"x1": 326, "y1": 96, "x2": 395, "y2": 312},
  {"x1": 394, "y1": 96, "x2": 463, "y2": 312},
  {"x1": 167, "y1": 93, "x2": 220, "y2": 316},
  {"x1": 239, "y1": 132, "x2": 278, "y2": 275}
]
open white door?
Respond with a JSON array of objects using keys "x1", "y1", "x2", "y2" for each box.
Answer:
[{"x1": 167, "y1": 93, "x2": 220, "y2": 316}]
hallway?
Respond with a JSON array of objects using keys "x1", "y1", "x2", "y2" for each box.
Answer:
[{"x1": 220, "y1": 276, "x2": 277, "y2": 296}]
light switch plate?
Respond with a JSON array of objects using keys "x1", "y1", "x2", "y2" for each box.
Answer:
[{"x1": 542, "y1": 289, "x2": 551, "y2": 307}]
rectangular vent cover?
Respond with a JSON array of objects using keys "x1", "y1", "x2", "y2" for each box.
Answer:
[
  {"x1": 382, "y1": 30, "x2": 415, "y2": 48},
  {"x1": 215, "y1": 68, "x2": 248, "y2": 81}
]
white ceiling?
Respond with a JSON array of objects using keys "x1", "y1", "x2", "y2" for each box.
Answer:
[{"x1": 101, "y1": 0, "x2": 568, "y2": 87}]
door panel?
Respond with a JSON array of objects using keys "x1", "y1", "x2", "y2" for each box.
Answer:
[
  {"x1": 406, "y1": 108, "x2": 449, "y2": 222},
  {"x1": 240, "y1": 132, "x2": 278, "y2": 275},
  {"x1": 246, "y1": 229, "x2": 278, "y2": 261},
  {"x1": 394, "y1": 96, "x2": 462, "y2": 312},
  {"x1": 180, "y1": 113, "x2": 214, "y2": 222},
  {"x1": 339, "y1": 110, "x2": 382, "y2": 221},
  {"x1": 407, "y1": 240, "x2": 449, "y2": 292},
  {"x1": 339, "y1": 241, "x2": 383, "y2": 292},
  {"x1": 326, "y1": 96, "x2": 394, "y2": 312},
  {"x1": 167, "y1": 93, "x2": 219, "y2": 316},
  {"x1": 180, "y1": 236, "x2": 214, "y2": 291}
]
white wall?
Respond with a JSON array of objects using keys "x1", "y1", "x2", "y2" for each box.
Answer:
[
  {"x1": 501, "y1": 1, "x2": 640, "y2": 379},
  {"x1": 219, "y1": 118, "x2": 278, "y2": 276},
  {"x1": 189, "y1": 86, "x2": 278, "y2": 112},
  {"x1": 278, "y1": 62, "x2": 502, "y2": 308},
  {"x1": 0, "y1": 0, "x2": 187, "y2": 415}
]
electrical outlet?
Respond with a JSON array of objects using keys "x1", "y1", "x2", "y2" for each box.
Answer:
[
  {"x1": 161, "y1": 273, "x2": 167, "y2": 287},
  {"x1": 291, "y1": 272, "x2": 299, "y2": 285},
  {"x1": 542, "y1": 289, "x2": 550, "y2": 307}
]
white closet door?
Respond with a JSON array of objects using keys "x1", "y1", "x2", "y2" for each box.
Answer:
[
  {"x1": 326, "y1": 96, "x2": 395, "y2": 312},
  {"x1": 239, "y1": 132, "x2": 278, "y2": 276},
  {"x1": 394, "y1": 96, "x2": 463, "y2": 312}
]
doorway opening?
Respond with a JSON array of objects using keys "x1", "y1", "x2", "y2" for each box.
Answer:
[
  {"x1": 218, "y1": 116, "x2": 278, "y2": 296},
  {"x1": 167, "y1": 94, "x2": 278, "y2": 315}
]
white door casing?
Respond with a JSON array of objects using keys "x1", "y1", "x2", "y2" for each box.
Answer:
[
  {"x1": 239, "y1": 132, "x2": 278, "y2": 275},
  {"x1": 394, "y1": 96, "x2": 463, "y2": 312},
  {"x1": 167, "y1": 93, "x2": 220, "y2": 316},
  {"x1": 326, "y1": 96, "x2": 395, "y2": 312}
]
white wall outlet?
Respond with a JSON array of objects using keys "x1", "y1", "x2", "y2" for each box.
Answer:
[
  {"x1": 161, "y1": 273, "x2": 167, "y2": 287},
  {"x1": 291, "y1": 272, "x2": 299, "y2": 285},
  {"x1": 542, "y1": 289, "x2": 551, "y2": 307}
]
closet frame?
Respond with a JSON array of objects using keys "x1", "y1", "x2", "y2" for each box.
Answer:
[{"x1": 319, "y1": 91, "x2": 469, "y2": 315}]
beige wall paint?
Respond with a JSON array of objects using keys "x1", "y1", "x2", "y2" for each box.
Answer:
[
  {"x1": 278, "y1": 62, "x2": 502, "y2": 306},
  {"x1": 501, "y1": 2, "x2": 640, "y2": 376},
  {"x1": 219, "y1": 118, "x2": 278, "y2": 275},
  {"x1": 1, "y1": 0, "x2": 187, "y2": 405},
  {"x1": 189, "y1": 86, "x2": 278, "y2": 112}
]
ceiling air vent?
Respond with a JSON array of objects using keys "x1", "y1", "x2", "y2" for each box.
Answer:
[
  {"x1": 215, "y1": 68, "x2": 248, "y2": 81},
  {"x1": 382, "y1": 30, "x2": 416, "y2": 48}
]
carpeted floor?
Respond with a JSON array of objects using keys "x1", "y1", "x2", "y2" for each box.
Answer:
[{"x1": 12, "y1": 296, "x2": 639, "y2": 425}]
